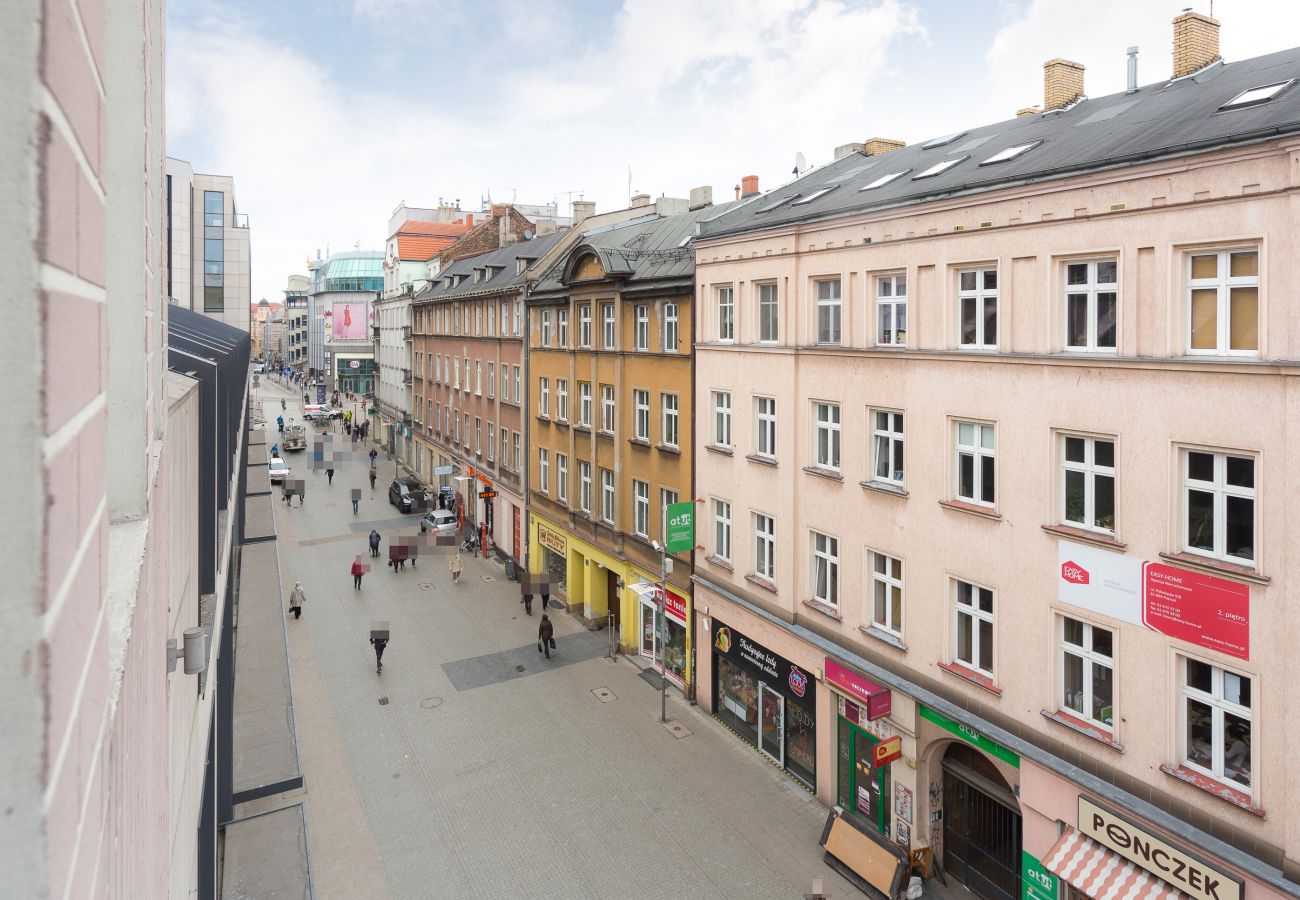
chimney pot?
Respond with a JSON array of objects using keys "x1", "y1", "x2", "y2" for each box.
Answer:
[
  {"x1": 864, "y1": 137, "x2": 906, "y2": 156},
  {"x1": 1172, "y1": 11, "x2": 1220, "y2": 78},
  {"x1": 740, "y1": 175, "x2": 760, "y2": 198},
  {"x1": 1043, "y1": 58, "x2": 1085, "y2": 111},
  {"x1": 1127, "y1": 46, "x2": 1139, "y2": 93}
]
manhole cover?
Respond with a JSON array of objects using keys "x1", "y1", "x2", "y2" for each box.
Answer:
[
  {"x1": 592, "y1": 687, "x2": 616, "y2": 703},
  {"x1": 481, "y1": 575, "x2": 496, "y2": 583},
  {"x1": 515, "y1": 665, "x2": 526, "y2": 672},
  {"x1": 418, "y1": 582, "x2": 433, "y2": 590},
  {"x1": 663, "y1": 720, "x2": 692, "y2": 739},
  {"x1": 378, "y1": 697, "x2": 389, "y2": 705},
  {"x1": 420, "y1": 696, "x2": 442, "y2": 709}
]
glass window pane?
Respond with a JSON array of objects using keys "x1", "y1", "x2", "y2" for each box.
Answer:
[
  {"x1": 1092, "y1": 661, "x2": 1113, "y2": 725},
  {"x1": 957, "y1": 614, "x2": 972, "y2": 663},
  {"x1": 1067, "y1": 294, "x2": 1088, "y2": 346},
  {"x1": 1229, "y1": 287, "x2": 1258, "y2": 351},
  {"x1": 956, "y1": 581, "x2": 972, "y2": 607},
  {"x1": 958, "y1": 422, "x2": 974, "y2": 445},
  {"x1": 1225, "y1": 495, "x2": 1254, "y2": 560},
  {"x1": 1064, "y1": 470, "x2": 1085, "y2": 524},
  {"x1": 978, "y1": 587, "x2": 993, "y2": 614},
  {"x1": 1186, "y1": 489, "x2": 1215, "y2": 552},
  {"x1": 1096, "y1": 260, "x2": 1117, "y2": 284},
  {"x1": 1187, "y1": 451, "x2": 1214, "y2": 482},
  {"x1": 983, "y1": 270, "x2": 997, "y2": 290},
  {"x1": 874, "y1": 581, "x2": 887, "y2": 625},
  {"x1": 1185, "y1": 697, "x2": 1214, "y2": 768},
  {"x1": 959, "y1": 453, "x2": 974, "y2": 498},
  {"x1": 978, "y1": 619, "x2": 993, "y2": 671},
  {"x1": 1064, "y1": 436, "x2": 1086, "y2": 462},
  {"x1": 1190, "y1": 254, "x2": 1218, "y2": 279},
  {"x1": 960, "y1": 297, "x2": 977, "y2": 344},
  {"x1": 878, "y1": 279, "x2": 892, "y2": 298},
  {"x1": 1062, "y1": 653, "x2": 1084, "y2": 714},
  {"x1": 1229, "y1": 252, "x2": 1257, "y2": 277},
  {"x1": 1063, "y1": 617, "x2": 1084, "y2": 646},
  {"x1": 1226, "y1": 456, "x2": 1253, "y2": 488},
  {"x1": 890, "y1": 557, "x2": 901, "y2": 580},
  {"x1": 983, "y1": 295, "x2": 997, "y2": 345},
  {"x1": 1091, "y1": 626, "x2": 1113, "y2": 658},
  {"x1": 875, "y1": 435, "x2": 891, "y2": 479},
  {"x1": 1094, "y1": 474, "x2": 1114, "y2": 531},
  {"x1": 1066, "y1": 264, "x2": 1088, "y2": 286},
  {"x1": 980, "y1": 425, "x2": 994, "y2": 450},
  {"x1": 1224, "y1": 712, "x2": 1250, "y2": 787},
  {"x1": 960, "y1": 271, "x2": 976, "y2": 291},
  {"x1": 1190, "y1": 289, "x2": 1218, "y2": 349},
  {"x1": 1186, "y1": 658, "x2": 1213, "y2": 693},
  {"x1": 1224, "y1": 671, "x2": 1250, "y2": 706},
  {"x1": 1094, "y1": 440, "x2": 1114, "y2": 468},
  {"x1": 1096, "y1": 292, "x2": 1117, "y2": 348},
  {"x1": 891, "y1": 586, "x2": 902, "y2": 629}
]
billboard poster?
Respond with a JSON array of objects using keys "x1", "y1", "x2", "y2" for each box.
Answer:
[
  {"x1": 1057, "y1": 541, "x2": 1249, "y2": 660},
  {"x1": 330, "y1": 302, "x2": 369, "y2": 341}
]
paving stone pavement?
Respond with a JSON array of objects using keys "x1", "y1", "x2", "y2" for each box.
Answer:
[{"x1": 260, "y1": 391, "x2": 863, "y2": 900}]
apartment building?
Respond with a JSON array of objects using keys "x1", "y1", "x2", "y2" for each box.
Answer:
[
  {"x1": 412, "y1": 233, "x2": 565, "y2": 560},
  {"x1": 284, "y1": 275, "x2": 309, "y2": 370},
  {"x1": 692, "y1": 15, "x2": 1300, "y2": 900},
  {"x1": 527, "y1": 193, "x2": 737, "y2": 691},
  {"x1": 165, "y1": 158, "x2": 252, "y2": 332}
]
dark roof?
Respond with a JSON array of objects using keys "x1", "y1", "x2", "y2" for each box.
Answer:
[
  {"x1": 702, "y1": 47, "x2": 1300, "y2": 239},
  {"x1": 533, "y1": 200, "x2": 743, "y2": 295},
  {"x1": 414, "y1": 231, "x2": 567, "y2": 302}
]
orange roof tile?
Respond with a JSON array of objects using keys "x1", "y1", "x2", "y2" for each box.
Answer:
[{"x1": 395, "y1": 219, "x2": 472, "y2": 260}]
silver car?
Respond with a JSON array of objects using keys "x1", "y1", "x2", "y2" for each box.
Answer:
[
  {"x1": 420, "y1": 508, "x2": 457, "y2": 535},
  {"x1": 268, "y1": 457, "x2": 291, "y2": 483}
]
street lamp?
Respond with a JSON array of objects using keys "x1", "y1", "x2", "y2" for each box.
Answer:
[{"x1": 652, "y1": 538, "x2": 668, "y2": 724}]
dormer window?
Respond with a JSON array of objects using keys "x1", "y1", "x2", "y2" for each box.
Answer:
[
  {"x1": 860, "y1": 170, "x2": 910, "y2": 191},
  {"x1": 913, "y1": 156, "x2": 968, "y2": 179},
  {"x1": 516, "y1": 258, "x2": 528, "y2": 275},
  {"x1": 1220, "y1": 80, "x2": 1294, "y2": 110},
  {"x1": 980, "y1": 141, "x2": 1041, "y2": 165}
]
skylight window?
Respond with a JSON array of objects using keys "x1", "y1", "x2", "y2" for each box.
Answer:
[
  {"x1": 913, "y1": 156, "x2": 968, "y2": 179},
  {"x1": 923, "y1": 131, "x2": 967, "y2": 150},
  {"x1": 859, "y1": 170, "x2": 911, "y2": 191},
  {"x1": 980, "y1": 141, "x2": 1041, "y2": 165},
  {"x1": 791, "y1": 186, "x2": 839, "y2": 205},
  {"x1": 755, "y1": 194, "x2": 799, "y2": 213},
  {"x1": 1220, "y1": 80, "x2": 1293, "y2": 109}
]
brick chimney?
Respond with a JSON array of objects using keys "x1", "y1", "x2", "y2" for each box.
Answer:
[
  {"x1": 1172, "y1": 11, "x2": 1220, "y2": 78},
  {"x1": 864, "y1": 137, "x2": 905, "y2": 156},
  {"x1": 740, "y1": 175, "x2": 759, "y2": 198},
  {"x1": 1016, "y1": 106, "x2": 1041, "y2": 118},
  {"x1": 465, "y1": 213, "x2": 474, "y2": 228},
  {"x1": 1044, "y1": 58, "x2": 1084, "y2": 110}
]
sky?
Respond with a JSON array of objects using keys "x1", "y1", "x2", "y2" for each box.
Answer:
[{"x1": 165, "y1": 0, "x2": 1300, "y2": 306}]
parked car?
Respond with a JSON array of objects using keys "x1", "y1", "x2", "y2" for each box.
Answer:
[
  {"x1": 301, "y1": 405, "x2": 343, "y2": 421},
  {"x1": 268, "y1": 457, "x2": 291, "y2": 483},
  {"x1": 420, "y1": 508, "x2": 457, "y2": 535},
  {"x1": 388, "y1": 477, "x2": 422, "y2": 513}
]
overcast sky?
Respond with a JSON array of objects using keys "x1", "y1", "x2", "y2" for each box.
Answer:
[{"x1": 165, "y1": 0, "x2": 1300, "y2": 305}]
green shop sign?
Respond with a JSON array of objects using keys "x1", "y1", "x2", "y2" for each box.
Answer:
[
  {"x1": 1022, "y1": 851, "x2": 1058, "y2": 900},
  {"x1": 919, "y1": 705, "x2": 1020, "y2": 768},
  {"x1": 664, "y1": 501, "x2": 695, "y2": 554}
]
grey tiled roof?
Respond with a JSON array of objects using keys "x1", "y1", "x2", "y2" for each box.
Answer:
[
  {"x1": 414, "y1": 231, "x2": 567, "y2": 302},
  {"x1": 532, "y1": 200, "x2": 743, "y2": 295},
  {"x1": 702, "y1": 46, "x2": 1300, "y2": 239}
]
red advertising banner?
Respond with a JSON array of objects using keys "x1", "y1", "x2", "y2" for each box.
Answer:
[
  {"x1": 873, "y1": 736, "x2": 903, "y2": 768},
  {"x1": 1141, "y1": 562, "x2": 1250, "y2": 660},
  {"x1": 825, "y1": 657, "x2": 892, "y2": 720}
]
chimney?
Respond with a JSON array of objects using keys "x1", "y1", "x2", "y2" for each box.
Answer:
[
  {"x1": 572, "y1": 200, "x2": 595, "y2": 224},
  {"x1": 465, "y1": 213, "x2": 474, "y2": 228},
  {"x1": 1172, "y1": 11, "x2": 1220, "y2": 78},
  {"x1": 1043, "y1": 58, "x2": 1085, "y2": 110},
  {"x1": 834, "y1": 142, "x2": 866, "y2": 160},
  {"x1": 734, "y1": 184, "x2": 741, "y2": 200},
  {"x1": 740, "y1": 175, "x2": 760, "y2": 198},
  {"x1": 631, "y1": 193, "x2": 651, "y2": 208},
  {"x1": 688, "y1": 185, "x2": 713, "y2": 210},
  {"x1": 490, "y1": 203, "x2": 509, "y2": 218},
  {"x1": 536, "y1": 218, "x2": 557, "y2": 236},
  {"x1": 864, "y1": 137, "x2": 906, "y2": 156},
  {"x1": 1127, "y1": 46, "x2": 1139, "y2": 92},
  {"x1": 1016, "y1": 106, "x2": 1041, "y2": 118}
]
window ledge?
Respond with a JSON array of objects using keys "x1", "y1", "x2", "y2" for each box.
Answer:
[
  {"x1": 573, "y1": 425, "x2": 592, "y2": 435},
  {"x1": 656, "y1": 443, "x2": 681, "y2": 456},
  {"x1": 938, "y1": 661, "x2": 1002, "y2": 696},
  {"x1": 745, "y1": 574, "x2": 778, "y2": 594},
  {"x1": 1159, "y1": 765, "x2": 1264, "y2": 818},
  {"x1": 628, "y1": 437, "x2": 651, "y2": 449},
  {"x1": 938, "y1": 499, "x2": 1002, "y2": 521},
  {"x1": 1158, "y1": 552, "x2": 1269, "y2": 586},
  {"x1": 597, "y1": 430, "x2": 615, "y2": 441},
  {"x1": 1041, "y1": 709, "x2": 1123, "y2": 752},
  {"x1": 861, "y1": 480, "x2": 908, "y2": 498},
  {"x1": 802, "y1": 465, "x2": 844, "y2": 482},
  {"x1": 705, "y1": 444, "x2": 734, "y2": 457},
  {"x1": 802, "y1": 598, "x2": 842, "y2": 621},
  {"x1": 536, "y1": 414, "x2": 551, "y2": 423},
  {"x1": 859, "y1": 625, "x2": 908, "y2": 652},
  {"x1": 1041, "y1": 523, "x2": 1126, "y2": 551},
  {"x1": 704, "y1": 555, "x2": 733, "y2": 573},
  {"x1": 554, "y1": 419, "x2": 570, "y2": 429},
  {"x1": 745, "y1": 453, "x2": 777, "y2": 468}
]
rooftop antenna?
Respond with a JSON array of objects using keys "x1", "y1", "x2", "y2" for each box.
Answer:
[{"x1": 793, "y1": 151, "x2": 808, "y2": 175}]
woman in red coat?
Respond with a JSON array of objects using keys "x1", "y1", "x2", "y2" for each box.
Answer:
[{"x1": 351, "y1": 556, "x2": 366, "y2": 589}]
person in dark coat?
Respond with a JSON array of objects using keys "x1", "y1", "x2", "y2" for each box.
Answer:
[
  {"x1": 370, "y1": 636, "x2": 388, "y2": 673},
  {"x1": 538, "y1": 614, "x2": 554, "y2": 660},
  {"x1": 369, "y1": 529, "x2": 381, "y2": 558}
]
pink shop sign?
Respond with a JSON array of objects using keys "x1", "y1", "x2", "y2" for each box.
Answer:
[{"x1": 825, "y1": 657, "x2": 891, "y2": 720}]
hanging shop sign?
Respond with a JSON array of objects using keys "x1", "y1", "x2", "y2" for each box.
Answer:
[
  {"x1": 537, "y1": 524, "x2": 566, "y2": 556},
  {"x1": 633, "y1": 582, "x2": 688, "y2": 623},
  {"x1": 919, "y1": 705, "x2": 1020, "y2": 768},
  {"x1": 1058, "y1": 541, "x2": 1249, "y2": 660},
  {"x1": 872, "y1": 736, "x2": 903, "y2": 768},
  {"x1": 1022, "y1": 851, "x2": 1059, "y2": 900},
  {"x1": 664, "y1": 501, "x2": 695, "y2": 554},
  {"x1": 825, "y1": 657, "x2": 892, "y2": 720}
]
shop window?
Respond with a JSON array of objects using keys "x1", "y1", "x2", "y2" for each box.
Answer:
[
  {"x1": 1181, "y1": 657, "x2": 1251, "y2": 789},
  {"x1": 1187, "y1": 249, "x2": 1258, "y2": 354},
  {"x1": 1182, "y1": 449, "x2": 1255, "y2": 565},
  {"x1": 953, "y1": 578, "x2": 994, "y2": 676},
  {"x1": 1059, "y1": 616, "x2": 1114, "y2": 729}
]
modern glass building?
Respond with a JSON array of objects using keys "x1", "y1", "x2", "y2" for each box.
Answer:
[{"x1": 307, "y1": 251, "x2": 383, "y2": 392}]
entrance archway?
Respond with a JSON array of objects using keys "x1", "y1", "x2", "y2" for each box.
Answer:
[{"x1": 942, "y1": 743, "x2": 1021, "y2": 900}]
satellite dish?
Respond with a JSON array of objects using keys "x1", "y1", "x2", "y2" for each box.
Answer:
[
  {"x1": 793, "y1": 151, "x2": 808, "y2": 175},
  {"x1": 523, "y1": 229, "x2": 535, "y2": 240}
]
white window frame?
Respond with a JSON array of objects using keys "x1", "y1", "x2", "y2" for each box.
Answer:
[
  {"x1": 1058, "y1": 616, "x2": 1114, "y2": 731},
  {"x1": 486, "y1": 362, "x2": 495, "y2": 399},
  {"x1": 813, "y1": 401, "x2": 841, "y2": 471},
  {"x1": 717, "y1": 286, "x2": 734, "y2": 342},
  {"x1": 815, "y1": 278, "x2": 842, "y2": 345},
  {"x1": 660, "y1": 489, "x2": 678, "y2": 540},
  {"x1": 500, "y1": 429, "x2": 510, "y2": 470},
  {"x1": 1180, "y1": 657, "x2": 1252, "y2": 790},
  {"x1": 579, "y1": 303, "x2": 592, "y2": 347},
  {"x1": 712, "y1": 391, "x2": 732, "y2": 447},
  {"x1": 869, "y1": 552, "x2": 904, "y2": 637},
  {"x1": 958, "y1": 267, "x2": 998, "y2": 349},
  {"x1": 754, "y1": 396, "x2": 776, "y2": 458},
  {"x1": 513, "y1": 432, "x2": 521, "y2": 472},
  {"x1": 487, "y1": 423, "x2": 495, "y2": 461},
  {"x1": 556, "y1": 379, "x2": 569, "y2": 422},
  {"x1": 500, "y1": 365, "x2": 508, "y2": 402},
  {"x1": 810, "y1": 531, "x2": 839, "y2": 607},
  {"x1": 876, "y1": 273, "x2": 907, "y2": 347},
  {"x1": 635, "y1": 305, "x2": 649, "y2": 350},
  {"x1": 633, "y1": 479, "x2": 649, "y2": 537},
  {"x1": 579, "y1": 382, "x2": 592, "y2": 427},
  {"x1": 538, "y1": 377, "x2": 550, "y2": 418},
  {"x1": 757, "y1": 282, "x2": 779, "y2": 343},
  {"x1": 475, "y1": 361, "x2": 482, "y2": 396},
  {"x1": 556, "y1": 453, "x2": 568, "y2": 503},
  {"x1": 1181, "y1": 449, "x2": 1256, "y2": 566},
  {"x1": 513, "y1": 366, "x2": 521, "y2": 402},
  {"x1": 870, "y1": 409, "x2": 904, "y2": 486},
  {"x1": 474, "y1": 417, "x2": 481, "y2": 456},
  {"x1": 602, "y1": 303, "x2": 616, "y2": 348},
  {"x1": 662, "y1": 303, "x2": 679, "y2": 352},
  {"x1": 634, "y1": 389, "x2": 650, "y2": 440},
  {"x1": 601, "y1": 385, "x2": 615, "y2": 433},
  {"x1": 538, "y1": 448, "x2": 550, "y2": 494},
  {"x1": 601, "y1": 469, "x2": 615, "y2": 523},
  {"x1": 753, "y1": 513, "x2": 775, "y2": 580},
  {"x1": 513, "y1": 300, "x2": 522, "y2": 336},
  {"x1": 1061, "y1": 434, "x2": 1116, "y2": 535},
  {"x1": 1187, "y1": 249, "x2": 1259, "y2": 356},
  {"x1": 1064, "y1": 258, "x2": 1118, "y2": 352},
  {"x1": 661, "y1": 393, "x2": 679, "y2": 448},
  {"x1": 540, "y1": 309, "x2": 553, "y2": 346},
  {"x1": 953, "y1": 578, "x2": 995, "y2": 677},
  {"x1": 954, "y1": 420, "x2": 996, "y2": 507},
  {"x1": 713, "y1": 499, "x2": 732, "y2": 562},
  {"x1": 557, "y1": 308, "x2": 569, "y2": 347},
  {"x1": 579, "y1": 461, "x2": 592, "y2": 514}
]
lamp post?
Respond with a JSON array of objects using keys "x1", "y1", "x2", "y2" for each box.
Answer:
[{"x1": 652, "y1": 538, "x2": 668, "y2": 724}]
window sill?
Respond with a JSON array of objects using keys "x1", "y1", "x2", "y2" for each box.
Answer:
[
  {"x1": 1041, "y1": 709, "x2": 1123, "y2": 752},
  {"x1": 802, "y1": 465, "x2": 844, "y2": 482},
  {"x1": 1159, "y1": 765, "x2": 1264, "y2": 818},
  {"x1": 938, "y1": 499, "x2": 1001, "y2": 521},
  {"x1": 938, "y1": 661, "x2": 1002, "y2": 696},
  {"x1": 554, "y1": 419, "x2": 570, "y2": 429},
  {"x1": 745, "y1": 453, "x2": 777, "y2": 468},
  {"x1": 704, "y1": 555, "x2": 733, "y2": 573},
  {"x1": 1158, "y1": 552, "x2": 1269, "y2": 586},
  {"x1": 656, "y1": 443, "x2": 681, "y2": 456},
  {"x1": 536, "y1": 415, "x2": 551, "y2": 423},
  {"x1": 861, "y1": 480, "x2": 907, "y2": 498},
  {"x1": 802, "y1": 598, "x2": 842, "y2": 621},
  {"x1": 1041, "y1": 523, "x2": 1126, "y2": 551},
  {"x1": 745, "y1": 574, "x2": 778, "y2": 594},
  {"x1": 705, "y1": 444, "x2": 734, "y2": 457},
  {"x1": 597, "y1": 430, "x2": 615, "y2": 441},
  {"x1": 629, "y1": 437, "x2": 651, "y2": 449},
  {"x1": 573, "y1": 425, "x2": 592, "y2": 435},
  {"x1": 859, "y1": 625, "x2": 907, "y2": 652}
]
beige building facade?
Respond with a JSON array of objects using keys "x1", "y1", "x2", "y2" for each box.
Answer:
[{"x1": 692, "y1": 17, "x2": 1300, "y2": 900}]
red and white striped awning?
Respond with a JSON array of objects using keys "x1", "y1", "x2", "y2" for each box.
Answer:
[{"x1": 1043, "y1": 828, "x2": 1191, "y2": 900}]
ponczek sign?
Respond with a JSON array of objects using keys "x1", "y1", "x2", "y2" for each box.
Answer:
[{"x1": 1078, "y1": 797, "x2": 1241, "y2": 900}]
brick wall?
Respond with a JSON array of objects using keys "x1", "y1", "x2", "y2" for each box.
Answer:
[
  {"x1": 1043, "y1": 58, "x2": 1084, "y2": 111},
  {"x1": 440, "y1": 208, "x2": 536, "y2": 267},
  {"x1": 1173, "y1": 12, "x2": 1220, "y2": 78}
]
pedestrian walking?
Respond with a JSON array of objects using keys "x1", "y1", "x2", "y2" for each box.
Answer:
[
  {"x1": 326, "y1": 467, "x2": 335, "y2": 484},
  {"x1": 450, "y1": 552, "x2": 463, "y2": 584},
  {"x1": 351, "y1": 488, "x2": 361, "y2": 515},
  {"x1": 522, "y1": 591, "x2": 533, "y2": 616},
  {"x1": 351, "y1": 556, "x2": 366, "y2": 589},
  {"x1": 540, "y1": 577, "x2": 551, "y2": 611},
  {"x1": 370, "y1": 636, "x2": 388, "y2": 673},
  {"x1": 368, "y1": 529, "x2": 381, "y2": 558},
  {"x1": 538, "y1": 614, "x2": 554, "y2": 659},
  {"x1": 277, "y1": 414, "x2": 284, "y2": 433},
  {"x1": 368, "y1": 466, "x2": 377, "y2": 490},
  {"x1": 283, "y1": 483, "x2": 295, "y2": 506},
  {"x1": 388, "y1": 544, "x2": 405, "y2": 572},
  {"x1": 368, "y1": 448, "x2": 378, "y2": 467},
  {"x1": 288, "y1": 582, "x2": 306, "y2": 620}
]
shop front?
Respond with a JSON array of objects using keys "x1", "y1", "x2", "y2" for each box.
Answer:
[
  {"x1": 334, "y1": 355, "x2": 375, "y2": 394},
  {"x1": 711, "y1": 621, "x2": 817, "y2": 791},
  {"x1": 629, "y1": 581, "x2": 688, "y2": 687},
  {"x1": 825, "y1": 657, "x2": 906, "y2": 843},
  {"x1": 533, "y1": 519, "x2": 569, "y2": 601}
]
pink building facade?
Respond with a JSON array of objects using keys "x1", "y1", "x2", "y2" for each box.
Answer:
[{"x1": 691, "y1": 19, "x2": 1300, "y2": 900}]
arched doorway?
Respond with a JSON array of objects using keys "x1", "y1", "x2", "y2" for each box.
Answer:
[{"x1": 942, "y1": 743, "x2": 1021, "y2": 900}]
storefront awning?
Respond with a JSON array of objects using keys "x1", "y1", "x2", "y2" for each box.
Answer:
[{"x1": 1044, "y1": 828, "x2": 1190, "y2": 900}]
